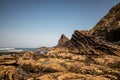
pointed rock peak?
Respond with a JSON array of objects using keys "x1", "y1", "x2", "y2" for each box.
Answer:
[
  {"x1": 61, "y1": 34, "x2": 69, "y2": 40},
  {"x1": 57, "y1": 34, "x2": 69, "y2": 46}
]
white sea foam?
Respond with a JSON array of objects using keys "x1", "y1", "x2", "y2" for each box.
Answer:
[
  {"x1": 0, "y1": 48, "x2": 23, "y2": 52},
  {"x1": 0, "y1": 48, "x2": 36, "y2": 52},
  {"x1": 0, "y1": 48, "x2": 15, "y2": 51},
  {"x1": 7, "y1": 49, "x2": 23, "y2": 52}
]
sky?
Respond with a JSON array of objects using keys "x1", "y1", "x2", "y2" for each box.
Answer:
[{"x1": 0, "y1": 0, "x2": 119, "y2": 48}]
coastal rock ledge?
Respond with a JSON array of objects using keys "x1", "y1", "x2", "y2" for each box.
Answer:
[{"x1": 0, "y1": 3, "x2": 120, "y2": 80}]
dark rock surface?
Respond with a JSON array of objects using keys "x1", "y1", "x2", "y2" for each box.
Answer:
[
  {"x1": 91, "y1": 3, "x2": 120, "y2": 43},
  {"x1": 57, "y1": 34, "x2": 69, "y2": 47},
  {"x1": 57, "y1": 3, "x2": 120, "y2": 56},
  {"x1": 69, "y1": 30, "x2": 120, "y2": 56}
]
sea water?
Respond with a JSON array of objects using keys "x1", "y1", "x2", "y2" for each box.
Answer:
[{"x1": 0, "y1": 48, "x2": 37, "y2": 52}]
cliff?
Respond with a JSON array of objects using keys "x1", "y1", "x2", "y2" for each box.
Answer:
[
  {"x1": 66, "y1": 3, "x2": 120, "y2": 56},
  {"x1": 92, "y1": 3, "x2": 120, "y2": 42}
]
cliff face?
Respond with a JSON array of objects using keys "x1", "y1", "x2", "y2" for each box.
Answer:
[
  {"x1": 92, "y1": 3, "x2": 120, "y2": 42},
  {"x1": 70, "y1": 30, "x2": 120, "y2": 55},
  {"x1": 66, "y1": 3, "x2": 120, "y2": 56}
]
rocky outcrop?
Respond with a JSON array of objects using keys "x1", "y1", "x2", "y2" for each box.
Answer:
[
  {"x1": 0, "y1": 3, "x2": 120, "y2": 80},
  {"x1": 55, "y1": 3, "x2": 120, "y2": 55},
  {"x1": 57, "y1": 34, "x2": 69, "y2": 47},
  {"x1": 0, "y1": 56, "x2": 17, "y2": 65},
  {"x1": 91, "y1": 3, "x2": 120, "y2": 42},
  {"x1": 61, "y1": 3, "x2": 120, "y2": 56},
  {"x1": 0, "y1": 66, "x2": 24, "y2": 80},
  {"x1": 69, "y1": 30, "x2": 120, "y2": 56},
  {"x1": 0, "y1": 50, "x2": 120, "y2": 79}
]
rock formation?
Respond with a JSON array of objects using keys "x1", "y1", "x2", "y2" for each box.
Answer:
[
  {"x1": 91, "y1": 3, "x2": 120, "y2": 42},
  {"x1": 57, "y1": 34, "x2": 69, "y2": 47},
  {"x1": 0, "y1": 3, "x2": 120, "y2": 80},
  {"x1": 59, "y1": 3, "x2": 120, "y2": 56},
  {"x1": 69, "y1": 30, "x2": 120, "y2": 56}
]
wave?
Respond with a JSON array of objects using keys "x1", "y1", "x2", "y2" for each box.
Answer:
[
  {"x1": 0, "y1": 48, "x2": 36, "y2": 52},
  {"x1": 7, "y1": 49, "x2": 23, "y2": 52},
  {"x1": 0, "y1": 48, "x2": 23, "y2": 52},
  {"x1": 0, "y1": 48, "x2": 15, "y2": 51}
]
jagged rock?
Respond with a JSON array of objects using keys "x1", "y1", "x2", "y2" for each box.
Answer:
[
  {"x1": 58, "y1": 3, "x2": 120, "y2": 56},
  {"x1": 57, "y1": 34, "x2": 69, "y2": 47},
  {"x1": 17, "y1": 51, "x2": 40, "y2": 66},
  {"x1": 0, "y1": 3, "x2": 120, "y2": 80},
  {"x1": 0, "y1": 56, "x2": 17, "y2": 65},
  {"x1": 0, "y1": 66, "x2": 24, "y2": 80},
  {"x1": 19, "y1": 3, "x2": 120, "y2": 80},
  {"x1": 32, "y1": 72, "x2": 110, "y2": 80},
  {"x1": 69, "y1": 30, "x2": 120, "y2": 56},
  {"x1": 91, "y1": 3, "x2": 120, "y2": 43}
]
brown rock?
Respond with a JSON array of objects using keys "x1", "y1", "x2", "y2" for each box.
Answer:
[
  {"x1": 69, "y1": 30, "x2": 120, "y2": 55},
  {"x1": 1, "y1": 3, "x2": 120, "y2": 80},
  {"x1": 0, "y1": 56, "x2": 17, "y2": 65},
  {"x1": 91, "y1": 3, "x2": 120, "y2": 43},
  {"x1": 0, "y1": 66, "x2": 24, "y2": 80},
  {"x1": 60, "y1": 3, "x2": 120, "y2": 56},
  {"x1": 57, "y1": 34, "x2": 69, "y2": 47}
]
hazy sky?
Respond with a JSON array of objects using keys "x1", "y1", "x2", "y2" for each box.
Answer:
[{"x1": 0, "y1": 0, "x2": 119, "y2": 48}]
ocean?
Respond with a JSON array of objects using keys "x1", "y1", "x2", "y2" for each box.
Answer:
[{"x1": 0, "y1": 48, "x2": 37, "y2": 52}]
